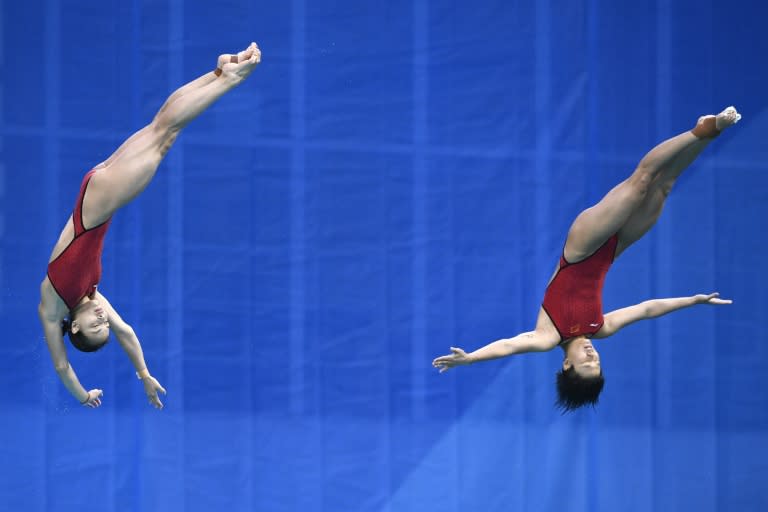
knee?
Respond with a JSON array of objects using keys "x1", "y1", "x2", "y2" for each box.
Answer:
[
  {"x1": 149, "y1": 120, "x2": 180, "y2": 152},
  {"x1": 159, "y1": 133, "x2": 178, "y2": 158},
  {"x1": 657, "y1": 180, "x2": 673, "y2": 198},
  {"x1": 627, "y1": 169, "x2": 654, "y2": 199},
  {"x1": 151, "y1": 112, "x2": 183, "y2": 137}
]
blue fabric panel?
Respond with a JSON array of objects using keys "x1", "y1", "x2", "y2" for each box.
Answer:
[{"x1": 1, "y1": 1, "x2": 767, "y2": 511}]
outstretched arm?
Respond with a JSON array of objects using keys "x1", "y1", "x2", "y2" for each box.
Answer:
[
  {"x1": 595, "y1": 292, "x2": 732, "y2": 339},
  {"x1": 432, "y1": 330, "x2": 560, "y2": 373},
  {"x1": 94, "y1": 292, "x2": 166, "y2": 409},
  {"x1": 37, "y1": 300, "x2": 102, "y2": 407}
]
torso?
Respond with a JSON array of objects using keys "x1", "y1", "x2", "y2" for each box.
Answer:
[
  {"x1": 533, "y1": 305, "x2": 563, "y2": 341},
  {"x1": 47, "y1": 169, "x2": 112, "y2": 263},
  {"x1": 48, "y1": 216, "x2": 77, "y2": 264},
  {"x1": 44, "y1": 170, "x2": 112, "y2": 310},
  {"x1": 540, "y1": 234, "x2": 618, "y2": 341}
]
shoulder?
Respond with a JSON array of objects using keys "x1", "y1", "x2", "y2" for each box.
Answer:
[
  {"x1": 534, "y1": 307, "x2": 561, "y2": 345},
  {"x1": 39, "y1": 277, "x2": 66, "y2": 321},
  {"x1": 93, "y1": 290, "x2": 132, "y2": 334}
]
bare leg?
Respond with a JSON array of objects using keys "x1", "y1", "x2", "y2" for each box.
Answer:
[
  {"x1": 156, "y1": 46, "x2": 258, "y2": 115},
  {"x1": 83, "y1": 43, "x2": 261, "y2": 226},
  {"x1": 563, "y1": 107, "x2": 741, "y2": 262},
  {"x1": 615, "y1": 106, "x2": 741, "y2": 256},
  {"x1": 96, "y1": 43, "x2": 259, "y2": 169}
]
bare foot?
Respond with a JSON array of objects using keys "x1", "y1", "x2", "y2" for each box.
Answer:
[
  {"x1": 715, "y1": 106, "x2": 741, "y2": 131},
  {"x1": 217, "y1": 42, "x2": 259, "y2": 70},
  {"x1": 692, "y1": 106, "x2": 741, "y2": 138},
  {"x1": 220, "y1": 43, "x2": 260, "y2": 85}
]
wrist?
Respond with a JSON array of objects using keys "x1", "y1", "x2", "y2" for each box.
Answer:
[
  {"x1": 136, "y1": 368, "x2": 151, "y2": 380},
  {"x1": 80, "y1": 391, "x2": 90, "y2": 404}
]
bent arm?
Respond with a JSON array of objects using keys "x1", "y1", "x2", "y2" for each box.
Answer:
[
  {"x1": 38, "y1": 303, "x2": 90, "y2": 403},
  {"x1": 95, "y1": 292, "x2": 166, "y2": 409},
  {"x1": 596, "y1": 292, "x2": 732, "y2": 338},
  {"x1": 94, "y1": 292, "x2": 151, "y2": 375},
  {"x1": 433, "y1": 330, "x2": 560, "y2": 372},
  {"x1": 114, "y1": 324, "x2": 150, "y2": 376}
]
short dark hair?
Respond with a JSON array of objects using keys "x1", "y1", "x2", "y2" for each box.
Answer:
[
  {"x1": 61, "y1": 308, "x2": 109, "y2": 353},
  {"x1": 555, "y1": 366, "x2": 605, "y2": 412}
]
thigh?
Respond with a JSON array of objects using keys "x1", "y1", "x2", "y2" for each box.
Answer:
[
  {"x1": 82, "y1": 124, "x2": 174, "y2": 226},
  {"x1": 614, "y1": 185, "x2": 668, "y2": 258},
  {"x1": 564, "y1": 174, "x2": 648, "y2": 262}
]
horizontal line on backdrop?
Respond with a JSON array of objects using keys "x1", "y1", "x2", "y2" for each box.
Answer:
[{"x1": 1, "y1": 124, "x2": 763, "y2": 170}]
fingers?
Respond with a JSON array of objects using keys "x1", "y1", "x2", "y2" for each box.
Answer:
[
  {"x1": 83, "y1": 389, "x2": 104, "y2": 408},
  {"x1": 433, "y1": 348, "x2": 466, "y2": 366},
  {"x1": 148, "y1": 383, "x2": 165, "y2": 409},
  {"x1": 433, "y1": 363, "x2": 448, "y2": 373},
  {"x1": 148, "y1": 394, "x2": 164, "y2": 410},
  {"x1": 706, "y1": 292, "x2": 732, "y2": 305},
  {"x1": 432, "y1": 360, "x2": 453, "y2": 373},
  {"x1": 84, "y1": 398, "x2": 101, "y2": 408},
  {"x1": 152, "y1": 378, "x2": 167, "y2": 395}
]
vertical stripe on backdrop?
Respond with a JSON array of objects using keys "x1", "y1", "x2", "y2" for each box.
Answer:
[
  {"x1": 129, "y1": 0, "x2": 144, "y2": 510},
  {"x1": 411, "y1": 0, "x2": 428, "y2": 427},
  {"x1": 290, "y1": 0, "x2": 307, "y2": 418},
  {"x1": 532, "y1": 0, "x2": 552, "y2": 508},
  {"x1": 651, "y1": 2, "x2": 671, "y2": 509},
  {"x1": 166, "y1": 1, "x2": 186, "y2": 510},
  {"x1": 43, "y1": 1, "x2": 60, "y2": 511}
]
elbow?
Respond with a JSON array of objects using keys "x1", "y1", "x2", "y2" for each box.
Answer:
[
  {"x1": 113, "y1": 324, "x2": 136, "y2": 341},
  {"x1": 523, "y1": 332, "x2": 558, "y2": 353},
  {"x1": 37, "y1": 302, "x2": 48, "y2": 320},
  {"x1": 115, "y1": 326, "x2": 139, "y2": 349},
  {"x1": 126, "y1": 326, "x2": 137, "y2": 343},
  {"x1": 642, "y1": 301, "x2": 656, "y2": 318},
  {"x1": 123, "y1": 325, "x2": 137, "y2": 339},
  {"x1": 54, "y1": 362, "x2": 70, "y2": 374}
]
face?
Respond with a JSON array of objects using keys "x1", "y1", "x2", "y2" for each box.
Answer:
[
  {"x1": 71, "y1": 299, "x2": 111, "y2": 344},
  {"x1": 563, "y1": 337, "x2": 601, "y2": 378}
]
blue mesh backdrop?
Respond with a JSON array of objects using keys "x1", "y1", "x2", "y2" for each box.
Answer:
[{"x1": 1, "y1": 1, "x2": 767, "y2": 511}]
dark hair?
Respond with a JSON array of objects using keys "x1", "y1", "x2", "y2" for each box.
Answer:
[
  {"x1": 555, "y1": 366, "x2": 605, "y2": 412},
  {"x1": 61, "y1": 313, "x2": 109, "y2": 353}
]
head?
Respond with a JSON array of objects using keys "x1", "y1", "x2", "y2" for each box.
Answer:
[
  {"x1": 555, "y1": 336, "x2": 605, "y2": 412},
  {"x1": 62, "y1": 299, "x2": 111, "y2": 352}
]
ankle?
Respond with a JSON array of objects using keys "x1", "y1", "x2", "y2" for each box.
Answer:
[
  {"x1": 691, "y1": 115, "x2": 720, "y2": 139},
  {"x1": 214, "y1": 55, "x2": 239, "y2": 77}
]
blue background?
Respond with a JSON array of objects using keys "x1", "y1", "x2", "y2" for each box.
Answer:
[{"x1": 1, "y1": 1, "x2": 767, "y2": 511}]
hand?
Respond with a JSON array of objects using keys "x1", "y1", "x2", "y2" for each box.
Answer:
[
  {"x1": 81, "y1": 389, "x2": 103, "y2": 408},
  {"x1": 694, "y1": 292, "x2": 733, "y2": 305},
  {"x1": 432, "y1": 347, "x2": 473, "y2": 373},
  {"x1": 142, "y1": 376, "x2": 167, "y2": 410}
]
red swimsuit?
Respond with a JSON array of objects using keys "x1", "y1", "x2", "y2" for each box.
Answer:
[
  {"x1": 47, "y1": 170, "x2": 112, "y2": 310},
  {"x1": 541, "y1": 234, "x2": 618, "y2": 340}
]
